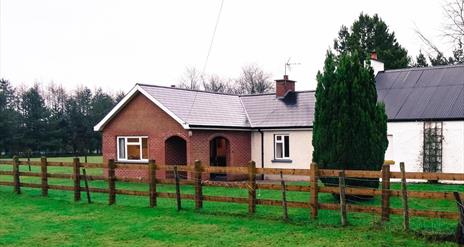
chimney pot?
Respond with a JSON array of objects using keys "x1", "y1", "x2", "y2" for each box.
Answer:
[{"x1": 171, "y1": 85, "x2": 176, "y2": 88}]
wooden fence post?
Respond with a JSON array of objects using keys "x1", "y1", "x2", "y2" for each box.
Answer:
[
  {"x1": 310, "y1": 162, "x2": 319, "y2": 219},
  {"x1": 280, "y1": 171, "x2": 288, "y2": 221},
  {"x1": 27, "y1": 156, "x2": 31, "y2": 172},
  {"x1": 73, "y1": 157, "x2": 81, "y2": 202},
  {"x1": 339, "y1": 170, "x2": 347, "y2": 226},
  {"x1": 108, "y1": 159, "x2": 116, "y2": 205},
  {"x1": 82, "y1": 168, "x2": 91, "y2": 203},
  {"x1": 400, "y1": 162, "x2": 409, "y2": 231},
  {"x1": 148, "y1": 159, "x2": 157, "y2": 207},
  {"x1": 12, "y1": 156, "x2": 20, "y2": 194},
  {"x1": 194, "y1": 160, "x2": 203, "y2": 210},
  {"x1": 40, "y1": 156, "x2": 48, "y2": 197},
  {"x1": 381, "y1": 164, "x2": 391, "y2": 222},
  {"x1": 248, "y1": 161, "x2": 257, "y2": 214},
  {"x1": 174, "y1": 166, "x2": 181, "y2": 211},
  {"x1": 453, "y1": 192, "x2": 464, "y2": 245}
]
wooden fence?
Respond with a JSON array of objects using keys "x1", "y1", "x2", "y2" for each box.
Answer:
[{"x1": 1, "y1": 157, "x2": 463, "y2": 229}]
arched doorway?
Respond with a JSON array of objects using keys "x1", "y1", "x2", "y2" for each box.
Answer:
[
  {"x1": 165, "y1": 136, "x2": 187, "y2": 179},
  {"x1": 210, "y1": 136, "x2": 230, "y2": 180}
]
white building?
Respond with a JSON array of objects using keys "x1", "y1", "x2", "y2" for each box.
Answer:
[{"x1": 250, "y1": 63, "x2": 464, "y2": 176}]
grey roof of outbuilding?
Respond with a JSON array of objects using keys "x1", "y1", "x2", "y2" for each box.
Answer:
[
  {"x1": 376, "y1": 64, "x2": 464, "y2": 121},
  {"x1": 138, "y1": 84, "x2": 315, "y2": 128}
]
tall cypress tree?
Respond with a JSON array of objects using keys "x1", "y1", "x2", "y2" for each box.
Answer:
[{"x1": 312, "y1": 51, "x2": 388, "y2": 188}]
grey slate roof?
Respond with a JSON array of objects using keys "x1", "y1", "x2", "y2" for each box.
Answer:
[
  {"x1": 138, "y1": 84, "x2": 314, "y2": 128},
  {"x1": 376, "y1": 64, "x2": 464, "y2": 121},
  {"x1": 136, "y1": 64, "x2": 464, "y2": 129},
  {"x1": 240, "y1": 91, "x2": 315, "y2": 128},
  {"x1": 139, "y1": 84, "x2": 250, "y2": 128}
]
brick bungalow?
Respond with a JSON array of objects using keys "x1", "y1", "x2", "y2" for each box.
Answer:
[
  {"x1": 95, "y1": 59, "x2": 464, "y2": 181},
  {"x1": 94, "y1": 76, "x2": 312, "y2": 180}
]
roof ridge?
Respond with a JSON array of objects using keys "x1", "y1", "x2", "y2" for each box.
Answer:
[
  {"x1": 137, "y1": 83, "x2": 317, "y2": 97},
  {"x1": 136, "y1": 83, "x2": 239, "y2": 96},
  {"x1": 239, "y1": 90, "x2": 315, "y2": 97},
  {"x1": 238, "y1": 97, "x2": 253, "y2": 128},
  {"x1": 382, "y1": 64, "x2": 464, "y2": 73}
]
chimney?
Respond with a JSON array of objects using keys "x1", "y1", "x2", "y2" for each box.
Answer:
[
  {"x1": 275, "y1": 75, "x2": 296, "y2": 99},
  {"x1": 170, "y1": 85, "x2": 176, "y2": 88},
  {"x1": 370, "y1": 51, "x2": 384, "y2": 76}
]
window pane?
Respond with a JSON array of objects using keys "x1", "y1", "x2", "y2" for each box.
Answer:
[
  {"x1": 284, "y1": 136, "x2": 290, "y2": 158},
  {"x1": 276, "y1": 143, "x2": 283, "y2": 158},
  {"x1": 142, "y1": 138, "x2": 148, "y2": 159},
  {"x1": 118, "y1": 138, "x2": 126, "y2": 159},
  {"x1": 127, "y1": 138, "x2": 139, "y2": 143},
  {"x1": 127, "y1": 144, "x2": 141, "y2": 160},
  {"x1": 276, "y1": 135, "x2": 282, "y2": 141}
]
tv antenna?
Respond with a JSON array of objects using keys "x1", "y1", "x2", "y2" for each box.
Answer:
[{"x1": 284, "y1": 57, "x2": 301, "y2": 75}]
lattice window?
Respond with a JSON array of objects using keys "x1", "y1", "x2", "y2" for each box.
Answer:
[{"x1": 422, "y1": 121, "x2": 443, "y2": 172}]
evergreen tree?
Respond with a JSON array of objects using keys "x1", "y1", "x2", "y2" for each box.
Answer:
[
  {"x1": 0, "y1": 79, "x2": 19, "y2": 155},
  {"x1": 414, "y1": 51, "x2": 429, "y2": 67},
  {"x1": 45, "y1": 84, "x2": 69, "y2": 153},
  {"x1": 312, "y1": 51, "x2": 388, "y2": 189},
  {"x1": 90, "y1": 88, "x2": 115, "y2": 153},
  {"x1": 334, "y1": 13, "x2": 410, "y2": 69},
  {"x1": 114, "y1": 91, "x2": 126, "y2": 104},
  {"x1": 20, "y1": 84, "x2": 50, "y2": 154},
  {"x1": 65, "y1": 87, "x2": 94, "y2": 155},
  {"x1": 429, "y1": 52, "x2": 451, "y2": 66}
]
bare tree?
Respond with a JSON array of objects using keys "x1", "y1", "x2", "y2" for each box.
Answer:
[
  {"x1": 415, "y1": 0, "x2": 464, "y2": 65},
  {"x1": 235, "y1": 64, "x2": 274, "y2": 94},
  {"x1": 45, "y1": 83, "x2": 68, "y2": 115},
  {"x1": 202, "y1": 75, "x2": 234, "y2": 93},
  {"x1": 443, "y1": 0, "x2": 464, "y2": 42},
  {"x1": 178, "y1": 67, "x2": 203, "y2": 90}
]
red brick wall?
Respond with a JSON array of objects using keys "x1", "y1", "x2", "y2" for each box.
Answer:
[
  {"x1": 101, "y1": 92, "x2": 252, "y2": 180},
  {"x1": 190, "y1": 130, "x2": 251, "y2": 180},
  {"x1": 102, "y1": 92, "x2": 189, "y2": 179}
]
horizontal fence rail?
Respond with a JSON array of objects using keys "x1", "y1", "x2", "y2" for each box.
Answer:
[{"x1": 0, "y1": 157, "x2": 463, "y2": 225}]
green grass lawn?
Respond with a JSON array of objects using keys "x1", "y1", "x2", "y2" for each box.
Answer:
[{"x1": 0, "y1": 156, "x2": 462, "y2": 246}]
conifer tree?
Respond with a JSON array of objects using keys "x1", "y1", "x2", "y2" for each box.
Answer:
[
  {"x1": 334, "y1": 13, "x2": 410, "y2": 69},
  {"x1": 312, "y1": 51, "x2": 388, "y2": 188}
]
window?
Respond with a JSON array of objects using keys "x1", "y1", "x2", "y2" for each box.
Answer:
[
  {"x1": 274, "y1": 134, "x2": 290, "y2": 159},
  {"x1": 117, "y1": 136, "x2": 148, "y2": 162}
]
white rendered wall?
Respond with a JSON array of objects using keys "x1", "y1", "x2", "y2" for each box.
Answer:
[
  {"x1": 385, "y1": 122, "x2": 423, "y2": 173},
  {"x1": 251, "y1": 129, "x2": 313, "y2": 180},
  {"x1": 442, "y1": 121, "x2": 464, "y2": 174},
  {"x1": 251, "y1": 121, "x2": 463, "y2": 181},
  {"x1": 386, "y1": 121, "x2": 464, "y2": 176}
]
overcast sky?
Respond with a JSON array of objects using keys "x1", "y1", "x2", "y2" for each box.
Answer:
[{"x1": 0, "y1": 0, "x2": 451, "y2": 94}]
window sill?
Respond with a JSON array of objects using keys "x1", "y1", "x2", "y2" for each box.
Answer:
[
  {"x1": 116, "y1": 160, "x2": 149, "y2": 164},
  {"x1": 271, "y1": 159, "x2": 293, "y2": 163}
]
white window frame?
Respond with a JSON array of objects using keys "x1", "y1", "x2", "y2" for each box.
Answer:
[
  {"x1": 116, "y1": 136, "x2": 148, "y2": 162},
  {"x1": 274, "y1": 134, "x2": 290, "y2": 159}
]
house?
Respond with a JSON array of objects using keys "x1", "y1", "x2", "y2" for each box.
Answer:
[
  {"x1": 94, "y1": 61, "x2": 464, "y2": 180},
  {"x1": 376, "y1": 64, "x2": 464, "y2": 175}
]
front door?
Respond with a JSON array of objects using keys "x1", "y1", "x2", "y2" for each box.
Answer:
[{"x1": 210, "y1": 137, "x2": 229, "y2": 180}]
